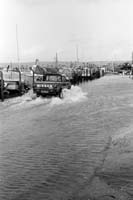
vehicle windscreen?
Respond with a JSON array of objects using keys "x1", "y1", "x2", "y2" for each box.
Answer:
[
  {"x1": 46, "y1": 75, "x2": 61, "y2": 82},
  {"x1": 35, "y1": 75, "x2": 43, "y2": 81}
]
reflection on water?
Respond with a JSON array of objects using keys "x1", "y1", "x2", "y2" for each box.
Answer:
[{"x1": 0, "y1": 75, "x2": 133, "y2": 200}]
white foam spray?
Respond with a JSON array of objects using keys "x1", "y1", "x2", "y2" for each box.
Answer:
[
  {"x1": 2, "y1": 86, "x2": 88, "y2": 111},
  {"x1": 50, "y1": 86, "x2": 88, "y2": 106}
]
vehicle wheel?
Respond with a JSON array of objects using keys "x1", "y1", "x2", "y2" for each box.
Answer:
[
  {"x1": 36, "y1": 93, "x2": 40, "y2": 97},
  {"x1": 4, "y1": 91, "x2": 9, "y2": 98},
  {"x1": 59, "y1": 89, "x2": 64, "y2": 99}
]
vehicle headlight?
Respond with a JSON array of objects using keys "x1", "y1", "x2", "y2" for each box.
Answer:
[
  {"x1": 37, "y1": 84, "x2": 40, "y2": 87},
  {"x1": 49, "y1": 84, "x2": 53, "y2": 88}
]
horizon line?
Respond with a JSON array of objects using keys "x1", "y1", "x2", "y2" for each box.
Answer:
[{"x1": 0, "y1": 59, "x2": 131, "y2": 65}]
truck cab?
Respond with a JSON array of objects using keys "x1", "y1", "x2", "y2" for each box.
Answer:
[{"x1": 33, "y1": 73, "x2": 71, "y2": 98}]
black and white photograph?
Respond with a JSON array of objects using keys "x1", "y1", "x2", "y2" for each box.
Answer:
[{"x1": 0, "y1": 0, "x2": 133, "y2": 199}]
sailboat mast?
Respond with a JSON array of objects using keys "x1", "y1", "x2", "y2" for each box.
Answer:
[
  {"x1": 55, "y1": 52, "x2": 58, "y2": 68},
  {"x1": 16, "y1": 24, "x2": 20, "y2": 69},
  {"x1": 132, "y1": 51, "x2": 133, "y2": 65},
  {"x1": 76, "y1": 45, "x2": 79, "y2": 64}
]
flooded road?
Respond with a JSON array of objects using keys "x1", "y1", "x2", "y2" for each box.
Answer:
[{"x1": 0, "y1": 75, "x2": 133, "y2": 200}]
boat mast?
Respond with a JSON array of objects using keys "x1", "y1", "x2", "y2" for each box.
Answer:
[
  {"x1": 76, "y1": 45, "x2": 79, "y2": 66},
  {"x1": 55, "y1": 52, "x2": 58, "y2": 68},
  {"x1": 132, "y1": 51, "x2": 133, "y2": 65},
  {"x1": 16, "y1": 24, "x2": 20, "y2": 70}
]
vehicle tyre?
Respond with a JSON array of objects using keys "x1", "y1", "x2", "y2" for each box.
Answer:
[
  {"x1": 36, "y1": 93, "x2": 40, "y2": 97},
  {"x1": 59, "y1": 89, "x2": 64, "y2": 99},
  {"x1": 4, "y1": 90, "x2": 9, "y2": 98}
]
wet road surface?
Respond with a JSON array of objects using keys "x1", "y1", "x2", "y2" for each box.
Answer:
[{"x1": 0, "y1": 75, "x2": 133, "y2": 200}]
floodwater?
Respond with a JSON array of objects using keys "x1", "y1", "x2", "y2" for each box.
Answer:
[{"x1": 0, "y1": 75, "x2": 133, "y2": 200}]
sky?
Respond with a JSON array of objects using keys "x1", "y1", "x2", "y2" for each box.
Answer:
[{"x1": 0, "y1": 0, "x2": 133, "y2": 62}]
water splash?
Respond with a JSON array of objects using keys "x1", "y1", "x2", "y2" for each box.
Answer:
[
  {"x1": 1, "y1": 90, "x2": 49, "y2": 111},
  {"x1": 50, "y1": 86, "x2": 88, "y2": 106},
  {"x1": 1, "y1": 86, "x2": 88, "y2": 112},
  {"x1": 12, "y1": 90, "x2": 51, "y2": 109},
  {"x1": 2, "y1": 89, "x2": 36, "y2": 106}
]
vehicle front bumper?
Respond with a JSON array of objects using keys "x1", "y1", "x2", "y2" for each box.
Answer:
[{"x1": 34, "y1": 88, "x2": 59, "y2": 95}]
